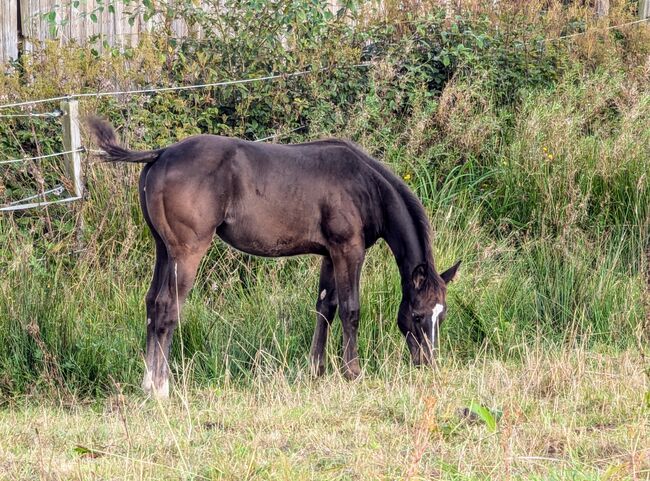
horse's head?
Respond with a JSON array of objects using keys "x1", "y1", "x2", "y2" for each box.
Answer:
[{"x1": 398, "y1": 260, "x2": 460, "y2": 366}]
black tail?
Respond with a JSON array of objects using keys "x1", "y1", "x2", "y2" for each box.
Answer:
[{"x1": 86, "y1": 116, "x2": 164, "y2": 163}]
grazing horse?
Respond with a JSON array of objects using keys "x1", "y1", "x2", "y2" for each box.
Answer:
[{"x1": 88, "y1": 117, "x2": 460, "y2": 398}]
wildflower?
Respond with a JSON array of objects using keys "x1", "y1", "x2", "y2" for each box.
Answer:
[
  {"x1": 547, "y1": 154, "x2": 554, "y2": 160},
  {"x1": 403, "y1": 173, "x2": 412, "y2": 181},
  {"x1": 543, "y1": 146, "x2": 548, "y2": 152}
]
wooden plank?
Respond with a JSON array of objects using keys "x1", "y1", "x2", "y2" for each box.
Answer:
[
  {"x1": 19, "y1": 0, "x2": 34, "y2": 53},
  {"x1": 66, "y1": 0, "x2": 78, "y2": 45},
  {"x1": 0, "y1": 1, "x2": 19, "y2": 64}
]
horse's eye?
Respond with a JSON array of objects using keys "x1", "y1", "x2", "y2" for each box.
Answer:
[{"x1": 413, "y1": 315, "x2": 424, "y2": 324}]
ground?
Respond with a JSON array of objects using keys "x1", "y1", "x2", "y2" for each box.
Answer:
[{"x1": 1, "y1": 347, "x2": 648, "y2": 481}]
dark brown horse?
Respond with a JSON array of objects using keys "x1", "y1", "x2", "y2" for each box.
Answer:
[{"x1": 88, "y1": 117, "x2": 460, "y2": 398}]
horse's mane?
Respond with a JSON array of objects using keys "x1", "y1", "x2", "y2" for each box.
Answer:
[{"x1": 326, "y1": 139, "x2": 436, "y2": 273}]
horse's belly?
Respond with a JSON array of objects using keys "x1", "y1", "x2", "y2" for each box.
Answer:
[{"x1": 216, "y1": 216, "x2": 327, "y2": 257}]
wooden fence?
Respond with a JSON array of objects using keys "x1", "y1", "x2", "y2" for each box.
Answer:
[
  {"x1": 1, "y1": 0, "x2": 650, "y2": 65},
  {"x1": 0, "y1": 0, "x2": 196, "y2": 65}
]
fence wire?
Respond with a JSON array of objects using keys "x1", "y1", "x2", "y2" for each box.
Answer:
[
  {"x1": 0, "y1": 63, "x2": 372, "y2": 110},
  {"x1": 547, "y1": 16, "x2": 650, "y2": 42},
  {"x1": 0, "y1": 110, "x2": 62, "y2": 119},
  {"x1": 0, "y1": 195, "x2": 81, "y2": 212},
  {"x1": 0, "y1": 148, "x2": 84, "y2": 166}
]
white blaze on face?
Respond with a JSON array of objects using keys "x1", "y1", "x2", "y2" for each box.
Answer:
[{"x1": 430, "y1": 303, "x2": 444, "y2": 347}]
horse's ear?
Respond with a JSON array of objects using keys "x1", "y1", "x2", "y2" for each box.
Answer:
[
  {"x1": 411, "y1": 263, "x2": 428, "y2": 291},
  {"x1": 440, "y1": 260, "x2": 461, "y2": 285}
]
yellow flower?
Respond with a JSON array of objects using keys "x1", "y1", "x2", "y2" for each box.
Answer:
[
  {"x1": 543, "y1": 146, "x2": 548, "y2": 152},
  {"x1": 403, "y1": 173, "x2": 412, "y2": 181},
  {"x1": 547, "y1": 154, "x2": 554, "y2": 160}
]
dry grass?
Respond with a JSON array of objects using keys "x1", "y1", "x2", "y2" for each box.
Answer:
[{"x1": 1, "y1": 346, "x2": 648, "y2": 481}]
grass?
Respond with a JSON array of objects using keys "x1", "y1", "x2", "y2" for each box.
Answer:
[{"x1": 1, "y1": 346, "x2": 648, "y2": 480}]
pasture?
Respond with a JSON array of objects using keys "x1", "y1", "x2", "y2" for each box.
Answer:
[
  {"x1": 0, "y1": 0, "x2": 649, "y2": 479},
  {"x1": 1, "y1": 348, "x2": 647, "y2": 480}
]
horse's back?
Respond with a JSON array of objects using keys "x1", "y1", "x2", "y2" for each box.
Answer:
[{"x1": 143, "y1": 134, "x2": 385, "y2": 257}]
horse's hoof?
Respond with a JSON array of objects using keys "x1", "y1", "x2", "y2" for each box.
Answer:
[
  {"x1": 343, "y1": 365, "x2": 361, "y2": 381},
  {"x1": 142, "y1": 370, "x2": 169, "y2": 399},
  {"x1": 151, "y1": 378, "x2": 169, "y2": 399},
  {"x1": 310, "y1": 362, "x2": 326, "y2": 378},
  {"x1": 142, "y1": 370, "x2": 154, "y2": 392}
]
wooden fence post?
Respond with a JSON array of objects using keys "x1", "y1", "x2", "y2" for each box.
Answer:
[
  {"x1": 61, "y1": 99, "x2": 84, "y2": 198},
  {"x1": 640, "y1": 0, "x2": 650, "y2": 19}
]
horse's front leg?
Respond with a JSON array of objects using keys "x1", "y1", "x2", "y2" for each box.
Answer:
[
  {"x1": 310, "y1": 257, "x2": 338, "y2": 377},
  {"x1": 330, "y1": 246, "x2": 365, "y2": 380}
]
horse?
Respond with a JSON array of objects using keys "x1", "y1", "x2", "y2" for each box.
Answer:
[{"x1": 88, "y1": 117, "x2": 460, "y2": 398}]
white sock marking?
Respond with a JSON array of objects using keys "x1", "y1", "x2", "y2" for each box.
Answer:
[
  {"x1": 142, "y1": 369, "x2": 153, "y2": 391},
  {"x1": 153, "y1": 378, "x2": 169, "y2": 399},
  {"x1": 431, "y1": 303, "x2": 444, "y2": 347}
]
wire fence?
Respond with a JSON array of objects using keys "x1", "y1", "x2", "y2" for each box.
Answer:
[
  {"x1": 0, "y1": 147, "x2": 84, "y2": 166},
  {"x1": 546, "y1": 16, "x2": 650, "y2": 42},
  {"x1": 0, "y1": 110, "x2": 63, "y2": 119},
  {"x1": 0, "y1": 62, "x2": 373, "y2": 212},
  {"x1": 8, "y1": 185, "x2": 65, "y2": 205},
  {"x1": 0, "y1": 185, "x2": 68, "y2": 213},
  {"x1": 0, "y1": 63, "x2": 372, "y2": 111},
  {"x1": 0, "y1": 195, "x2": 82, "y2": 212}
]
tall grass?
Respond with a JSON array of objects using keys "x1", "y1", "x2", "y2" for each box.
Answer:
[{"x1": 0, "y1": 1, "x2": 649, "y2": 398}]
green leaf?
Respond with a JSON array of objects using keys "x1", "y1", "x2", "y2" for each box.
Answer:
[
  {"x1": 73, "y1": 445, "x2": 100, "y2": 457},
  {"x1": 90, "y1": 13, "x2": 98, "y2": 23},
  {"x1": 468, "y1": 401, "x2": 498, "y2": 432}
]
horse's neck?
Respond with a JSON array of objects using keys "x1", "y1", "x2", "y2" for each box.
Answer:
[{"x1": 382, "y1": 202, "x2": 430, "y2": 293}]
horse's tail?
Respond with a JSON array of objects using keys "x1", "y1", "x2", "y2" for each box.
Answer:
[{"x1": 86, "y1": 116, "x2": 165, "y2": 163}]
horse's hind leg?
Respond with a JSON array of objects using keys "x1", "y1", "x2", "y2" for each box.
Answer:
[
  {"x1": 147, "y1": 241, "x2": 212, "y2": 398},
  {"x1": 310, "y1": 257, "x2": 337, "y2": 377},
  {"x1": 139, "y1": 165, "x2": 168, "y2": 395},
  {"x1": 142, "y1": 237, "x2": 167, "y2": 394},
  {"x1": 140, "y1": 160, "x2": 223, "y2": 398}
]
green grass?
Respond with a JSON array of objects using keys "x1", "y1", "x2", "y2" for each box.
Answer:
[{"x1": 1, "y1": 190, "x2": 645, "y2": 397}]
